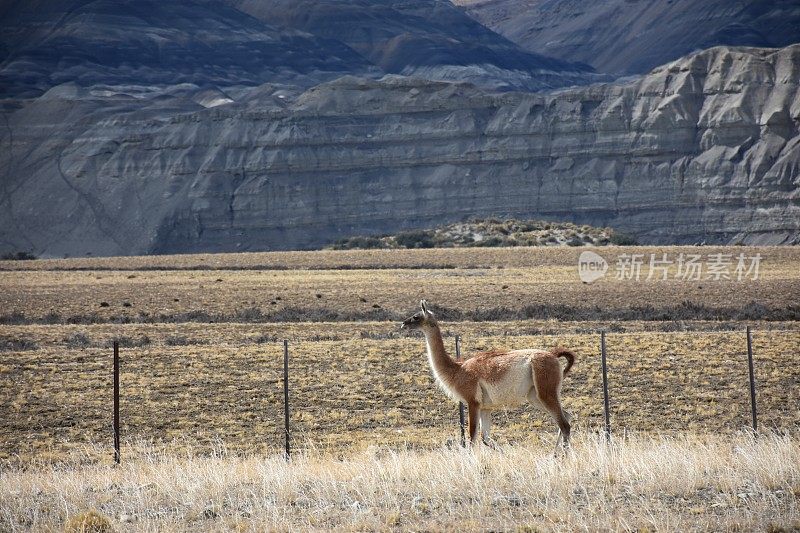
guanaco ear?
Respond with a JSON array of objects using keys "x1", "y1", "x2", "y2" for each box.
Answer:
[{"x1": 420, "y1": 299, "x2": 430, "y2": 316}]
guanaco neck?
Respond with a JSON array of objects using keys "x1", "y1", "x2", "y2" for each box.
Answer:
[{"x1": 421, "y1": 321, "x2": 460, "y2": 378}]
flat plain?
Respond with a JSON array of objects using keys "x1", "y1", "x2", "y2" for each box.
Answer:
[
  {"x1": 1, "y1": 245, "x2": 798, "y2": 460},
  {"x1": 0, "y1": 245, "x2": 798, "y2": 531}
]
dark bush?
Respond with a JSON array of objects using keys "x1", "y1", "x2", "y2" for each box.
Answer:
[
  {"x1": 331, "y1": 236, "x2": 385, "y2": 250},
  {"x1": 567, "y1": 236, "x2": 584, "y2": 247},
  {"x1": 610, "y1": 232, "x2": 639, "y2": 245},
  {"x1": 164, "y1": 335, "x2": 197, "y2": 346},
  {"x1": 469, "y1": 306, "x2": 520, "y2": 321},
  {"x1": 42, "y1": 311, "x2": 61, "y2": 324},
  {"x1": 0, "y1": 312, "x2": 28, "y2": 325},
  {"x1": 738, "y1": 301, "x2": 769, "y2": 320},
  {"x1": 110, "y1": 335, "x2": 151, "y2": 348},
  {"x1": 265, "y1": 306, "x2": 401, "y2": 322},
  {"x1": 168, "y1": 310, "x2": 215, "y2": 322},
  {"x1": 394, "y1": 230, "x2": 434, "y2": 249},
  {"x1": 66, "y1": 314, "x2": 103, "y2": 324},
  {"x1": 108, "y1": 314, "x2": 134, "y2": 324},
  {"x1": 0, "y1": 336, "x2": 38, "y2": 351},
  {"x1": 65, "y1": 332, "x2": 91, "y2": 348},
  {"x1": 265, "y1": 307, "x2": 340, "y2": 322},
  {"x1": 235, "y1": 307, "x2": 263, "y2": 322},
  {"x1": 475, "y1": 236, "x2": 505, "y2": 247},
  {"x1": 1, "y1": 251, "x2": 37, "y2": 260}
]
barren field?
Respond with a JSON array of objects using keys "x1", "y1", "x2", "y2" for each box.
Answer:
[
  {"x1": 1, "y1": 246, "x2": 798, "y2": 324},
  {"x1": 1, "y1": 246, "x2": 798, "y2": 530},
  {"x1": 1, "y1": 322, "x2": 799, "y2": 463},
  {"x1": 1, "y1": 245, "x2": 798, "y2": 462}
]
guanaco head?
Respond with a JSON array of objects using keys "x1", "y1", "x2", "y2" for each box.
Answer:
[{"x1": 400, "y1": 300, "x2": 437, "y2": 330}]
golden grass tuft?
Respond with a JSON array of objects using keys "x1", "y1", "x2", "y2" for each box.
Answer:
[{"x1": 64, "y1": 509, "x2": 114, "y2": 533}]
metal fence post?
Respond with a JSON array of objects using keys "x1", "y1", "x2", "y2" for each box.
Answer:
[
  {"x1": 746, "y1": 326, "x2": 758, "y2": 432},
  {"x1": 455, "y1": 335, "x2": 466, "y2": 447},
  {"x1": 600, "y1": 331, "x2": 611, "y2": 441},
  {"x1": 283, "y1": 340, "x2": 291, "y2": 460},
  {"x1": 113, "y1": 341, "x2": 120, "y2": 464}
]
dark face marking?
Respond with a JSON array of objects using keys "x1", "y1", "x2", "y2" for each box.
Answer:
[{"x1": 401, "y1": 312, "x2": 425, "y2": 330}]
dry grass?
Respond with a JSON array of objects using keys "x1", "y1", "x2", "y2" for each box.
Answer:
[
  {"x1": 1, "y1": 433, "x2": 798, "y2": 531},
  {"x1": 3, "y1": 245, "x2": 799, "y2": 272},
  {"x1": 1, "y1": 246, "x2": 799, "y2": 530},
  {"x1": 1, "y1": 246, "x2": 798, "y2": 324},
  {"x1": 1, "y1": 323, "x2": 798, "y2": 462}
]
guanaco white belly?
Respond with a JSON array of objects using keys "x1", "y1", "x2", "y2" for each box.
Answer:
[{"x1": 475, "y1": 355, "x2": 534, "y2": 409}]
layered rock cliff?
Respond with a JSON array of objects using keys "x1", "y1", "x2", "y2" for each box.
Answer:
[{"x1": 1, "y1": 45, "x2": 799, "y2": 256}]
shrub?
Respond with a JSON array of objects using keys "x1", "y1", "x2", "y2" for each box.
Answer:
[
  {"x1": 170, "y1": 310, "x2": 215, "y2": 322},
  {"x1": 394, "y1": 230, "x2": 434, "y2": 249},
  {"x1": 610, "y1": 232, "x2": 639, "y2": 245},
  {"x1": 469, "y1": 306, "x2": 519, "y2": 321},
  {"x1": 475, "y1": 236, "x2": 505, "y2": 247},
  {"x1": 110, "y1": 335, "x2": 150, "y2": 348},
  {"x1": 235, "y1": 307, "x2": 263, "y2": 322},
  {"x1": 0, "y1": 312, "x2": 27, "y2": 325},
  {"x1": 1, "y1": 251, "x2": 37, "y2": 260},
  {"x1": 65, "y1": 332, "x2": 91, "y2": 348},
  {"x1": 331, "y1": 236, "x2": 385, "y2": 250},
  {"x1": 42, "y1": 311, "x2": 61, "y2": 324},
  {"x1": 67, "y1": 313, "x2": 103, "y2": 325},
  {"x1": 265, "y1": 306, "x2": 401, "y2": 322},
  {"x1": 567, "y1": 236, "x2": 584, "y2": 247},
  {"x1": 738, "y1": 301, "x2": 769, "y2": 320},
  {"x1": 0, "y1": 336, "x2": 38, "y2": 351},
  {"x1": 165, "y1": 335, "x2": 194, "y2": 346},
  {"x1": 64, "y1": 509, "x2": 114, "y2": 533}
]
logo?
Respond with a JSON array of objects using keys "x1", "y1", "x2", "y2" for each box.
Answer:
[{"x1": 578, "y1": 251, "x2": 608, "y2": 283}]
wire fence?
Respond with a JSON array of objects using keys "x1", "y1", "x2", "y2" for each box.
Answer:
[{"x1": 105, "y1": 326, "x2": 781, "y2": 464}]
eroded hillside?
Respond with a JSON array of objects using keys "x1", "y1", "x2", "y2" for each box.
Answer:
[{"x1": 2, "y1": 45, "x2": 798, "y2": 256}]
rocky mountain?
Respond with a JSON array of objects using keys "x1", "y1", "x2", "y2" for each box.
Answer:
[
  {"x1": 2, "y1": 44, "x2": 798, "y2": 256},
  {"x1": 454, "y1": 0, "x2": 800, "y2": 75},
  {"x1": 0, "y1": 0, "x2": 379, "y2": 99},
  {"x1": 0, "y1": 0, "x2": 599, "y2": 100},
  {"x1": 225, "y1": 0, "x2": 601, "y2": 91}
]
